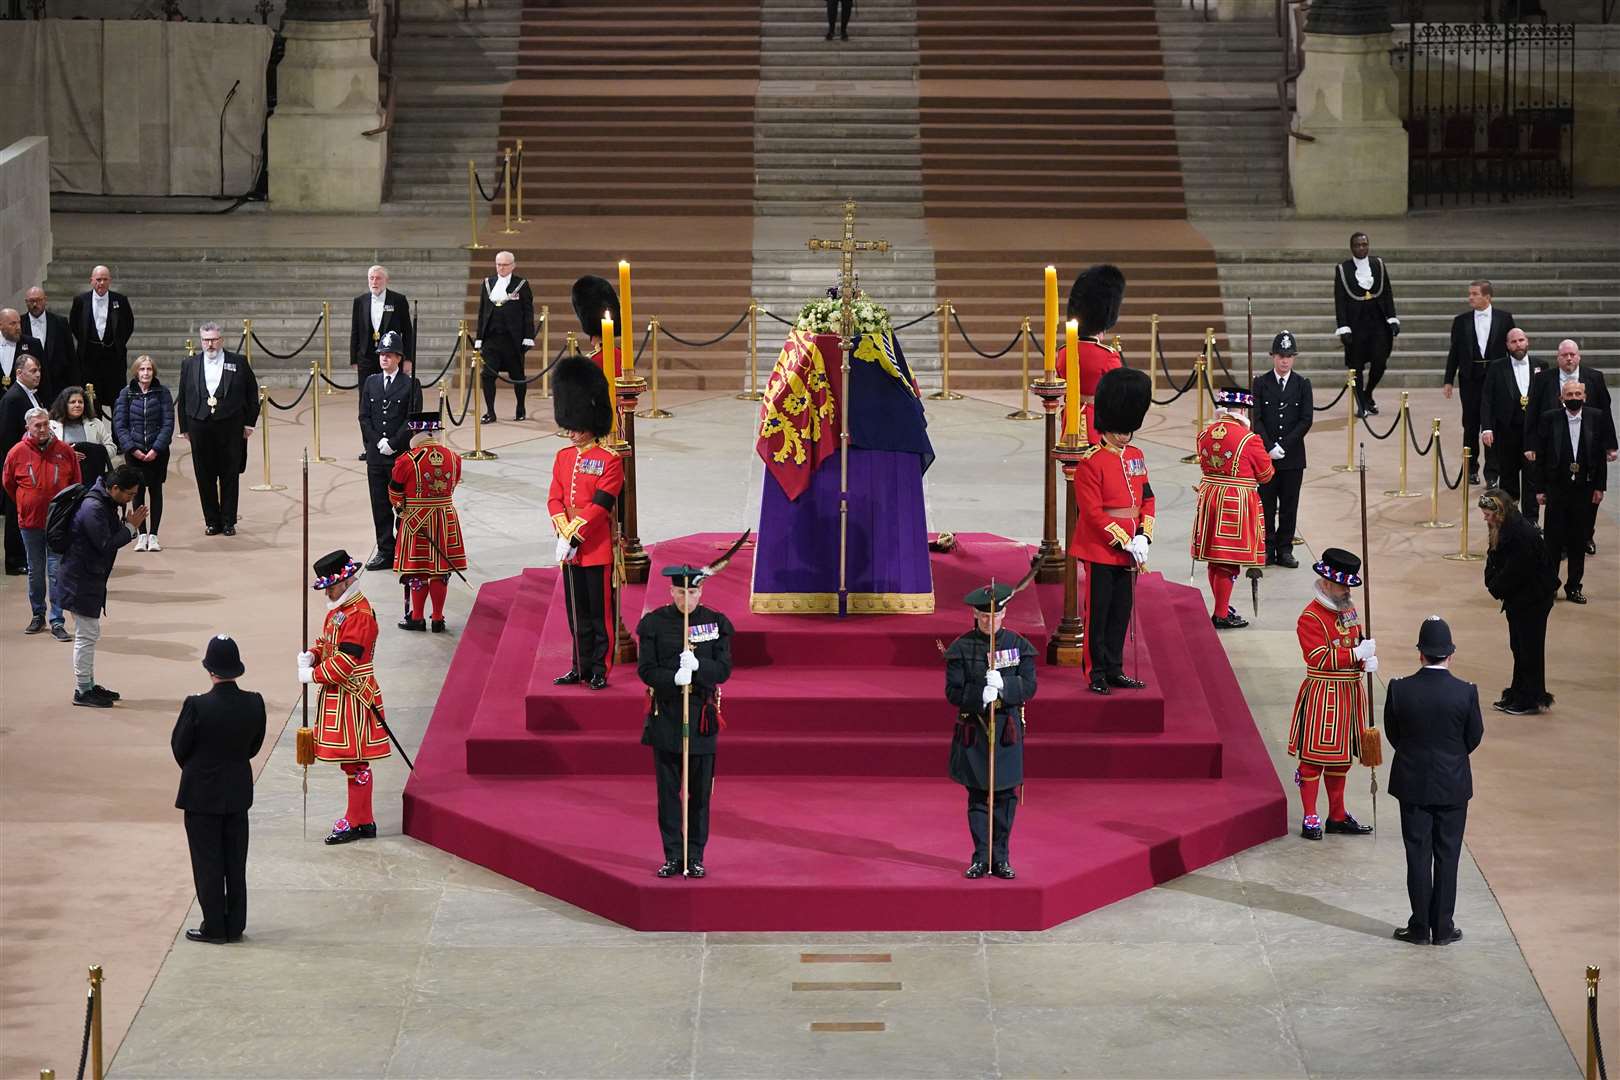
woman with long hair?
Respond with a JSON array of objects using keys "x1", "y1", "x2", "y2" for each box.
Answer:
[
  {"x1": 48, "y1": 386, "x2": 120, "y2": 486},
  {"x1": 112, "y1": 355, "x2": 175, "y2": 551},
  {"x1": 1480, "y1": 487, "x2": 1556, "y2": 715}
]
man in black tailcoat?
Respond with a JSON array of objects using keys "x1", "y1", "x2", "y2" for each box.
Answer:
[
  {"x1": 1332, "y1": 231, "x2": 1400, "y2": 417},
  {"x1": 1443, "y1": 280, "x2": 1515, "y2": 486},
  {"x1": 349, "y1": 265, "x2": 415, "y2": 459},
  {"x1": 1478, "y1": 328, "x2": 1545, "y2": 522},
  {"x1": 176, "y1": 322, "x2": 259, "y2": 536},
  {"x1": 68, "y1": 265, "x2": 135, "y2": 419},
  {"x1": 474, "y1": 250, "x2": 536, "y2": 423},
  {"x1": 1533, "y1": 379, "x2": 1608, "y2": 605}
]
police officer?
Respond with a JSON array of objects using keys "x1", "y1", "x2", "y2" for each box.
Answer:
[
  {"x1": 636, "y1": 564, "x2": 734, "y2": 878},
  {"x1": 359, "y1": 331, "x2": 421, "y2": 571},
  {"x1": 945, "y1": 582, "x2": 1038, "y2": 880},
  {"x1": 1252, "y1": 331, "x2": 1313, "y2": 568}
]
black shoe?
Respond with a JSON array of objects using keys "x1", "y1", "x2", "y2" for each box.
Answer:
[
  {"x1": 687, "y1": 862, "x2": 706, "y2": 879},
  {"x1": 1325, "y1": 813, "x2": 1373, "y2": 835},
  {"x1": 365, "y1": 553, "x2": 391, "y2": 572},
  {"x1": 1366, "y1": 399, "x2": 1380, "y2": 415},
  {"x1": 1300, "y1": 817, "x2": 1323, "y2": 840},
  {"x1": 1088, "y1": 674, "x2": 1111, "y2": 695},
  {"x1": 1468, "y1": 472, "x2": 1480, "y2": 487},
  {"x1": 991, "y1": 862, "x2": 1016, "y2": 880},
  {"x1": 1105, "y1": 673, "x2": 1146, "y2": 689},
  {"x1": 656, "y1": 860, "x2": 682, "y2": 878},
  {"x1": 4, "y1": 565, "x2": 25, "y2": 576},
  {"x1": 1274, "y1": 551, "x2": 1299, "y2": 569},
  {"x1": 398, "y1": 616, "x2": 427, "y2": 632},
  {"x1": 480, "y1": 412, "x2": 497, "y2": 424},
  {"x1": 1539, "y1": 692, "x2": 1555, "y2": 709},
  {"x1": 204, "y1": 524, "x2": 221, "y2": 536},
  {"x1": 588, "y1": 673, "x2": 608, "y2": 690},
  {"x1": 51, "y1": 623, "x2": 71, "y2": 642},
  {"x1": 431, "y1": 619, "x2": 447, "y2": 633},
  {"x1": 841, "y1": 28, "x2": 849, "y2": 39},
  {"x1": 223, "y1": 526, "x2": 236, "y2": 537},
  {"x1": 964, "y1": 861, "x2": 989, "y2": 879},
  {"x1": 514, "y1": 409, "x2": 526, "y2": 421},
  {"x1": 1565, "y1": 586, "x2": 1586, "y2": 604},
  {"x1": 91, "y1": 684, "x2": 120, "y2": 700},
  {"x1": 554, "y1": 670, "x2": 582, "y2": 685},
  {"x1": 73, "y1": 688, "x2": 114, "y2": 708},
  {"x1": 825, "y1": 28, "x2": 834, "y2": 39},
  {"x1": 1393, "y1": 926, "x2": 1428, "y2": 945},
  {"x1": 1433, "y1": 927, "x2": 1463, "y2": 946},
  {"x1": 25, "y1": 615, "x2": 44, "y2": 634},
  {"x1": 324, "y1": 822, "x2": 377, "y2": 845},
  {"x1": 185, "y1": 928, "x2": 227, "y2": 944},
  {"x1": 1212, "y1": 612, "x2": 1249, "y2": 630},
  {"x1": 1354, "y1": 403, "x2": 1369, "y2": 419},
  {"x1": 357, "y1": 452, "x2": 368, "y2": 461},
  {"x1": 1498, "y1": 701, "x2": 1538, "y2": 715},
  {"x1": 1586, "y1": 538, "x2": 1597, "y2": 556}
]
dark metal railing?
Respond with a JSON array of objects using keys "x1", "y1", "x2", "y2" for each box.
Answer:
[
  {"x1": 362, "y1": 0, "x2": 401, "y2": 139},
  {"x1": 1276, "y1": 0, "x2": 1312, "y2": 207}
]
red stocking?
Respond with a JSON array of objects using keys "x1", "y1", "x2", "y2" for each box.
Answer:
[
  {"x1": 342, "y1": 762, "x2": 375, "y2": 827},
  {"x1": 1325, "y1": 770, "x2": 1348, "y2": 822},
  {"x1": 1297, "y1": 762, "x2": 1321, "y2": 826},
  {"x1": 428, "y1": 578, "x2": 448, "y2": 619},
  {"x1": 1208, "y1": 564, "x2": 1236, "y2": 617},
  {"x1": 409, "y1": 580, "x2": 427, "y2": 621}
]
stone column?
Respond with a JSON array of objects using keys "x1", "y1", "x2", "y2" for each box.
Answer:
[
  {"x1": 1288, "y1": 0, "x2": 1407, "y2": 217},
  {"x1": 267, "y1": 0, "x2": 386, "y2": 211}
]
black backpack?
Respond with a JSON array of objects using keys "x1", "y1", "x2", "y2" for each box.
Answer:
[{"x1": 45, "y1": 483, "x2": 87, "y2": 554}]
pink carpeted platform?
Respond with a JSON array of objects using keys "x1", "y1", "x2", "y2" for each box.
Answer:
[{"x1": 402, "y1": 534, "x2": 1286, "y2": 931}]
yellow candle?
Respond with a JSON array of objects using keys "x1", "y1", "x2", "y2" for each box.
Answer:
[
  {"x1": 1064, "y1": 319, "x2": 1080, "y2": 437},
  {"x1": 1043, "y1": 265, "x2": 1058, "y2": 378},
  {"x1": 600, "y1": 312, "x2": 617, "y2": 436},
  {"x1": 618, "y1": 259, "x2": 633, "y2": 379}
]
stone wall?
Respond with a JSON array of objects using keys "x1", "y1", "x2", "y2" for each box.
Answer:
[{"x1": 0, "y1": 137, "x2": 52, "y2": 309}]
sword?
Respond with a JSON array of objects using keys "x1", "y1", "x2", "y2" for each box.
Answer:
[
  {"x1": 1246, "y1": 566, "x2": 1263, "y2": 618},
  {"x1": 364, "y1": 699, "x2": 415, "y2": 772}
]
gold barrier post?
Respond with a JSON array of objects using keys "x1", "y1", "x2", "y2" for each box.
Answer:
[
  {"x1": 500, "y1": 147, "x2": 516, "y2": 235},
  {"x1": 514, "y1": 138, "x2": 528, "y2": 224},
  {"x1": 85, "y1": 382, "x2": 98, "y2": 417},
  {"x1": 736, "y1": 300, "x2": 762, "y2": 401},
  {"x1": 930, "y1": 301, "x2": 964, "y2": 401},
  {"x1": 248, "y1": 389, "x2": 286, "y2": 491},
  {"x1": 321, "y1": 300, "x2": 334, "y2": 395},
  {"x1": 41, "y1": 1070, "x2": 55, "y2": 1079},
  {"x1": 1007, "y1": 317, "x2": 1038, "y2": 420},
  {"x1": 309, "y1": 359, "x2": 335, "y2": 463},
  {"x1": 538, "y1": 305, "x2": 551, "y2": 398},
  {"x1": 1384, "y1": 392, "x2": 1421, "y2": 497},
  {"x1": 243, "y1": 318, "x2": 253, "y2": 371},
  {"x1": 465, "y1": 160, "x2": 486, "y2": 251},
  {"x1": 464, "y1": 351, "x2": 498, "y2": 461},
  {"x1": 638, "y1": 318, "x2": 673, "y2": 419},
  {"x1": 1587, "y1": 966, "x2": 1602, "y2": 1080},
  {"x1": 88, "y1": 964, "x2": 103, "y2": 1080},
  {"x1": 1179, "y1": 349, "x2": 1208, "y2": 465},
  {"x1": 455, "y1": 320, "x2": 468, "y2": 417},
  {"x1": 1419, "y1": 419, "x2": 1455, "y2": 529},
  {"x1": 1332, "y1": 369, "x2": 1359, "y2": 472},
  {"x1": 1148, "y1": 313, "x2": 1161, "y2": 400},
  {"x1": 1442, "y1": 447, "x2": 1483, "y2": 561}
]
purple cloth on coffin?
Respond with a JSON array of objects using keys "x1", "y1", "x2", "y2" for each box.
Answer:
[{"x1": 754, "y1": 448, "x2": 931, "y2": 599}]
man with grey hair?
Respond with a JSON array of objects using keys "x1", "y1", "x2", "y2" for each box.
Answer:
[
  {"x1": 0, "y1": 350, "x2": 47, "y2": 575},
  {"x1": 176, "y1": 322, "x2": 259, "y2": 536},
  {"x1": 24, "y1": 286, "x2": 76, "y2": 402},
  {"x1": 349, "y1": 265, "x2": 414, "y2": 459},
  {"x1": 2, "y1": 406, "x2": 80, "y2": 637},
  {"x1": 474, "y1": 250, "x2": 536, "y2": 423},
  {"x1": 69, "y1": 265, "x2": 135, "y2": 419}
]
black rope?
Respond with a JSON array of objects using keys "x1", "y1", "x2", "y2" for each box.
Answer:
[
  {"x1": 319, "y1": 370, "x2": 360, "y2": 391},
  {"x1": 266, "y1": 371, "x2": 316, "y2": 411},
  {"x1": 1313, "y1": 381, "x2": 1350, "y2": 413},
  {"x1": 445, "y1": 361, "x2": 475, "y2": 427},
  {"x1": 1435, "y1": 438, "x2": 1466, "y2": 490},
  {"x1": 950, "y1": 308, "x2": 1023, "y2": 360},
  {"x1": 763, "y1": 309, "x2": 795, "y2": 327},
  {"x1": 1592, "y1": 990, "x2": 1609, "y2": 1080},
  {"x1": 1149, "y1": 361, "x2": 1202, "y2": 407},
  {"x1": 894, "y1": 308, "x2": 935, "y2": 332},
  {"x1": 415, "y1": 341, "x2": 461, "y2": 389},
  {"x1": 1409, "y1": 417, "x2": 1436, "y2": 456},
  {"x1": 74, "y1": 988, "x2": 93, "y2": 1080},
  {"x1": 658, "y1": 308, "x2": 752, "y2": 348},
  {"x1": 1209, "y1": 342, "x2": 1237, "y2": 387},
  {"x1": 472, "y1": 155, "x2": 506, "y2": 203},
  {"x1": 1361, "y1": 408, "x2": 1401, "y2": 440},
  {"x1": 247, "y1": 311, "x2": 324, "y2": 360},
  {"x1": 635, "y1": 323, "x2": 652, "y2": 365}
]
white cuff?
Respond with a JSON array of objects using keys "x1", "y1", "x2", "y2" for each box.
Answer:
[
  {"x1": 1335, "y1": 326, "x2": 1351, "y2": 337},
  {"x1": 521, "y1": 338, "x2": 535, "y2": 348},
  {"x1": 1481, "y1": 430, "x2": 1492, "y2": 440},
  {"x1": 1387, "y1": 317, "x2": 1400, "y2": 325}
]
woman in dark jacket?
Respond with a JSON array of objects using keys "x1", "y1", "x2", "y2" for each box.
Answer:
[
  {"x1": 112, "y1": 355, "x2": 175, "y2": 552},
  {"x1": 1480, "y1": 488, "x2": 1557, "y2": 716}
]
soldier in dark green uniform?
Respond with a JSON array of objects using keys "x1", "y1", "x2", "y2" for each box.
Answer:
[
  {"x1": 944, "y1": 582, "x2": 1038, "y2": 880},
  {"x1": 636, "y1": 564, "x2": 734, "y2": 879}
]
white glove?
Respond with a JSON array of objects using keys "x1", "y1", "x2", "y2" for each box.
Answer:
[
  {"x1": 674, "y1": 667, "x2": 693, "y2": 687},
  {"x1": 521, "y1": 338, "x2": 535, "y2": 348},
  {"x1": 298, "y1": 651, "x2": 316, "y2": 670},
  {"x1": 678, "y1": 649, "x2": 700, "y2": 673},
  {"x1": 554, "y1": 537, "x2": 574, "y2": 565},
  {"x1": 1362, "y1": 655, "x2": 1380, "y2": 674},
  {"x1": 981, "y1": 684, "x2": 1000, "y2": 707},
  {"x1": 297, "y1": 666, "x2": 315, "y2": 685},
  {"x1": 1352, "y1": 638, "x2": 1376, "y2": 662},
  {"x1": 984, "y1": 668, "x2": 1004, "y2": 691},
  {"x1": 377, "y1": 437, "x2": 393, "y2": 455},
  {"x1": 1128, "y1": 534, "x2": 1150, "y2": 565},
  {"x1": 473, "y1": 339, "x2": 482, "y2": 350},
  {"x1": 1269, "y1": 444, "x2": 1286, "y2": 460}
]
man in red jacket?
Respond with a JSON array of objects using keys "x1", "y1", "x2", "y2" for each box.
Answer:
[{"x1": 2, "y1": 407, "x2": 81, "y2": 638}]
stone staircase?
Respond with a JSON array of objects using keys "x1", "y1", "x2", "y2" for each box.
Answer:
[
  {"x1": 514, "y1": 0, "x2": 762, "y2": 80},
  {"x1": 41, "y1": 248, "x2": 471, "y2": 387},
  {"x1": 1215, "y1": 248, "x2": 1620, "y2": 385},
  {"x1": 760, "y1": 0, "x2": 916, "y2": 82},
  {"x1": 918, "y1": 0, "x2": 1167, "y2": 80},
  {"x1": 1156, "y1": 0, "x2": 1282, "y2": 83},
  {"x1": 392, "y1": 0, "x2": 521, "y2": 84}
]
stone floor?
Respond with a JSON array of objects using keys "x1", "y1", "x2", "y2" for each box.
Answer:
[{"x1": 82, "y1": 389, "x2": 1597, "y2": 1079}]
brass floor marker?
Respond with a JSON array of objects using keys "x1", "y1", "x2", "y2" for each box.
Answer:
[
  {"x1": 800, "y1": 953, "x2": 893, "y2": 964},
  {"x1": 811, "y1": 1022, "x2": 886, "y2": 1033},
  {"x1": 792, "y1": 981, "x2": 902, "y2": 992}
]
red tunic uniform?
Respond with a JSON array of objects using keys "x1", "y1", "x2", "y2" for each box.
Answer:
[
  {"x1": 310, "y1": 589, "x2": 391, "y2": 762},
  {"x1": 1287, "y1": 596, "x2": 1368, "y2": 768},
  {"x1": 1191, "y1": 418, "x2": 1274, "y2": 567},
  {"x1": 548, "y1": 440, "x2": 623, "y2": 566},
  {"x1": 588, "y1": 342, "x2": 624, "y2": 381},
  {"x1": 390, "y1": 440, "x2": 469, "y2": 577},
  {"x1": 1069, "y1": 441, "x2": 1157, "y2": 565},
  {"x1": 1058, "y1": 338, "x2": 1122, "y2": 444}
]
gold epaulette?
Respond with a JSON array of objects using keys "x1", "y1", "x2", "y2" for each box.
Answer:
[
  {"x1": 1079, "y1": 443, "x2": 1104, "y2": 461},
  {"x1": 594, "y1": 438, "x2": 621, "y2": 458}
]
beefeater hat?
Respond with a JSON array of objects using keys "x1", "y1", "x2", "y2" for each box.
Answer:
[
  {"x1": 1066, "y1": 264, "x2": 1126, "y2": 337},
  {"x1": 571, "y1": 275, "x2": 621, "y2": 341},
  {"x1": 1092, "y1": 366, "x2": 1151, "y2": 435},
  {"x1": 552, "y1": 351, "x2": 614, "y2": 438}
]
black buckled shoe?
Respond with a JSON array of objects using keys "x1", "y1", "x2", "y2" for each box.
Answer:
[
  {"x1": 480, "y1": 412, "x2": 497, "y2": 425},
  {"x1": 1300, "y1": 816, "x2": 1324, "y2": 840},
  {"x1": 514, "y1": 408, "x2": 526, "y2": 421},
  {"x1": 1393, "y1": 926, "x2": 1428, "y2": 945},
  {"x1": 223, "y1": 525, "x2": 236, "y2": 537},
  {"x1": 1565, "y1": 586, "x2": 1587, "y2": 605},
  {"x1": 656, "y1": 860, "x2": 682, "y2": 878},
  {"x1": 1088, "y1": 674, "x2": 1111, "y2": 695},
  {"x1": 398, "y1": 616, "x2": 427, "y2": 632},
  {"x1": 687, "y1": 862, "x2": 706, "y2": 879},
  {"x1": 1433, "y1": 927, "x2": 1463, "y2": 946},
  {"x1": 1106, "y1": 673, "x2": 1146, "y2": 689},
  {"x1": 364, "y1": 553, "x2": 391, "y2": 572},
  {"x1": 963, "y1": 861, "x2": 989, "y2": 879},
  {"x1": 1274, "y1": 551, "x2": 1299, "y2": 569},
  {"x1": 204, "y1": 524, "x2": 221, "y2": 536},
  {"x1": 323, "y1": 821, "x2": 378, "y2": 845},
  {"x1": 431, "y1": 619, "x2": 447, "y2": 634},
  {"x1": 588, "y1": 673, "x2": 608, "y2": 690},
  {"x1": 553, "y1": 670, "x2": 582, "y2": 685},
  {"x1": 1325, "y1": 813, "x2": 1373, "y2": 835},
  {"x1": 1212, "y1": 611, "x2": 1249, "y2": 630},
  {"x1": 991, "y1": 862, "x2": 1016, "y2": 880},
  {"x1": 185, "y1": 928, "x2": 227, "y2": 944}
]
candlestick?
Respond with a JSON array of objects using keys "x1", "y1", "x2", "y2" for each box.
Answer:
[
  {"x1": 1043, "y1": 265, "x2": 1058, "y2": 378},
  {"x1": 1064, "y1": 319, "x2": 1080, "y2": 437},
  {"x1": 618, "y1": 259, "x2": 634, "y2": 379},
  {"x1": 601, "y1": 312, "x2": 618, "y2": 436}
]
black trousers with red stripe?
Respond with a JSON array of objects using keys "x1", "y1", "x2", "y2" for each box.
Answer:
[
  {"x1": 562, "y1": 562, "x2": 614, "y2": 679},
  {"x1": 1085, "y1": 561, "x2": 1134, "y2": 678}
]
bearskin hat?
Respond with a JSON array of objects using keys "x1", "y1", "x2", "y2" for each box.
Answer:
[
  {"x1": 552, "y1": 351, "x2": 614, "y2": 438},
  {"x1": 1092, "y1": 366, "x2": 1151, "y2": 435},
  {"x1": 571, "y1": 275, "x2": 621, "y2": 340},
  {"x1": 1066, "y1": 264, "x2": 1126, "y2": 337}
]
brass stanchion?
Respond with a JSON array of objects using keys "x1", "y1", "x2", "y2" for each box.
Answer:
[
  {"x1": 88, "y1": 964, "x2": 103, "y2": 1080},
  {"x1": 455, "y1": 320, "x2": 468, "y2": 416},
  {"x1": 514, "y1": 138, "x2": 528, "y2": 223},
  {"x1": 309, "y1": 360, "x2": 335, "y2": 463},
  {"x1": 41, "y1": 1069, "x2": 55, "y2": 1079},
  {"x1": 1179, "y1": 353, "x2": 1208, "y2": 464},
  {"x1": 638, "y1": 318, "x2": 673, "y2": 419},
  {"x1": 500, "y1": 147, "x2": 517, "y2": 235},
  {"x1": 248, "y1": 389, "x2": 286, "y2": 491},
  {"x1": 1442, "y1": 447, "x2": 1483, "y2": 561},
  {"x1": 321, "y1": 300, "x2": 334, "y2": 395},
  {"x1": 1148, "y1": 313, "x2": 1161, "y2": 400},
  {"x1": 464, "y1": 351, "x2": 499, "y2": 461},
  {"x1": 1332, "y1": 369, "x2": 1359, "y2": 472},
  {"x1": 566, "y1": 330, "x2": 578, "y2": 355},
  {"x1": 1049, "y1": 434, "x2": 1087, "y2": 666},
  {"x1": 736, "y1": 300, "x2": 763, "y2": 401},
  {"x1": 1384, "y1": 392, "x2": 1421, "y2": 497},
  {"x1": 1586, "y1": 966, "x2": 1602, "y2": 1080},
  {"x1": 1419, "y1": 418, "x2": 1455, "y2": 529},
  {"x1": 1007, "y1": 316, "x2": 1038, "y2": 420},
  {"x1": 242, "y1": 318, "x2": 253, "y2": 375},
  {"x1": 465, "y1": 160, "x2": 486, "y2": 251},
  {"x1": 85, "y1": 382, "x2": 98, "y2": 417},
  {"x1": 929, "y1": 301, "x2": 964, "y2": 401},
  {"x1": 538, "y1": 305, "x2": 551, "y2": 398},
  {"x1": 1032, "y1": 373, "x2": 1067, "y2": 583}
]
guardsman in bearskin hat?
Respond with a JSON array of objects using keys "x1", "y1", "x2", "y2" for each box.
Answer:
[
  {"x1": 1192, "y1": 388, "x2": 1275, "y2": 629},
  {"x1": 1072, "y1": 367, "x2": 1155, "y2": 695},
  {"x1": 297, "y1": 550, "x2": 392, "y2": 845},
  {"x1": 572, "y1": 274, "x2": 623, "y2": 380},
  {"x1": 944, "y1": 581, "x2": 1038, "y2": 880},
  {"x1": 636, "y1": 563, "x2": 736, "y2": 878},
  {"x1": 1288, "y1": 547, "x2": 1378, "y2": 840},
  {"x1": 389, "y1": 410, "x2": 468, "y2": 633},
  {"x1": 548, "y1": 351, "x2": 623, "y2": 689},
  {"x1": 1058, "y1": 263, "x2": 1126, "y2": 443}
]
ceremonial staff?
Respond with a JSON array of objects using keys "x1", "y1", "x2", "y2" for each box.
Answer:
[
  {"x1": 1356, "y1": 443, "x2": 1384, "y2": 830},
  {"x1": 297, "y1": 449, "x2": 312, "y2": 839},
  {"x1": 985, "y1": 578, "x2": 999, "y2": 864}
]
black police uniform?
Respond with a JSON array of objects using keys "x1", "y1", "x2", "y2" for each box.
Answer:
[
  {"x1": 636, "y1": 591, "x2": 734, "y2": 874},
  {"x1": 358, "y1": 335, "x2": 421, "y2": 567}
]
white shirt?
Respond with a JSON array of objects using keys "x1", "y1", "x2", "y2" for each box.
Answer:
[
  {"x1": 29, "y1": 312, "x2": 48, "y2": 346},
  {"x1": 1275, "y1": 372, "x2": 1288, "y2": 393},
  {"x1": 1559, "y1": 366, "x2": 1580, "y2": 387},
  {"x1": 203, "y1": 350, "x2": 225, "y2": 395},
  {"x1": 1352, "y1": 256, "x2": 1374, "y2": 291},
  {"x1": 370, "y1": 290, "x2": 386, "y2": 331},
  {"x1": 1510, "y1": 355, "x2": 1531, "y2": 398},
  {"x1": 382, "y1": 372, "x2": 395, "y2": 392},
  {"x1": 1423, "y1": 663, "x2": 1449, "y2": 670},
  {"x1": 0, "y1": 338, "x2": 14, "y2": 379},
  {"x1": 1473, "y1": 307, "x2": 1492, "y2": 358},
  {"x1": 93, "y1": 291, "x2": 109, "y2": 339},
  {"x1": 489, "y1": 274, "x2": 512, "y2": 302},
  {"x1": 1567, "y1": 410, "x2": 1582, "y2": 457}
]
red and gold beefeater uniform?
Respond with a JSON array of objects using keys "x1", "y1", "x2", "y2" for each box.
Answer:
[
  {"x1": 1191, "y1": 418, "x2": 1274, "y2": 566},
  {"x1": 390, "y1": 439, "x2": 469, "y2": 575},
  {"x1": 549, "y1": 439, "x2": 624, "y2": 680},
  {"x1": 1058, "y1": 338, "x2": 1122, "y2": 444},
  {"x1": 1287, "y1": 595, "x2": 1368, "y2": 769},
  {"x1": 311, "y1": 589, "x2": 391, "y2": 762},
  {"x1": 1071, "y1": 441, "x2": 1156, "y2": 678}
]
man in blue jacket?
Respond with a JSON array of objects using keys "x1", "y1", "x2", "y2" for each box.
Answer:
[{"x1": 59, "y1": 463, "x2": 146, "y2": 707}]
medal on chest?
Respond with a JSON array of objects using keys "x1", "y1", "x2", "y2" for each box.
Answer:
[
  {"x1": 577, "y1": 456, "x2": 605, "y2": 477},
  {"x1": 991, "y1": 647, "x2": 1020, "y2": 670},
  {"x1": 689, "y1": 622, "x2": 720, "y2": 644}
]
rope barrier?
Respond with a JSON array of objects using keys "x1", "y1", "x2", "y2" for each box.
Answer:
[
  {"x1": 1150, "y1": 362, "x2": 1201, "y2": 407},
  {"x1": 1591, "y1": 973, "x2": 1608, "y2": 1080},
  {"x1": 74, "y1": 988, "x2": 92, "y2": 1080},
  {"x1": 266, "y1": 371, "x2": 316, "y2": 411},
  {"x1": 635, "y1": 323, "x2": 653, "y2": 365},
  {"x1": 762, "y1": 309, "x2": 794, "y2": 327},
  {"x1": 1408, "y1": 416, "x2": 1437, "y2": 456},
  {"x1": 1313, "y1": 380, "x2": 1350, "y2": 413},
  {"x1": 657, "y1": 307, "x2": 752, "y2": 349},
  {"x1": 1208, "y1": 340, "x2": 1237, "y2": 387},
  {"x1": 1435, "y1": 439, "x2": 1466, "y2": 490},
  {"x1": 445, "y1": 362, "x2": 475, "y2": 427},
  {"x1": 1361, "y1": 407, "x2": 1401, "y2": 441},
  {"x1": 415, "y1": 341, "x2": 461, "y2": 389},
  {"x1": 949, "y1": 308, "x2": 1023, "y2": 360},
  {"x1": 471, "y1": 155, "x2": 506, "y2": 204},
  {"x1": 247, "y1": 312, "x2": 324, "y2": 360},
  {"x1": 319, "y1": 370, "x2": 360, "y2": 391},
  {"x1": 893, "y1": 308, "x2": 935, "y2": 332}
]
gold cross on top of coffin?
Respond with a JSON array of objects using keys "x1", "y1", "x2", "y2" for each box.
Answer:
[{"x1": 806, "y1": 199, "x2": 890, "y2": 345}]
